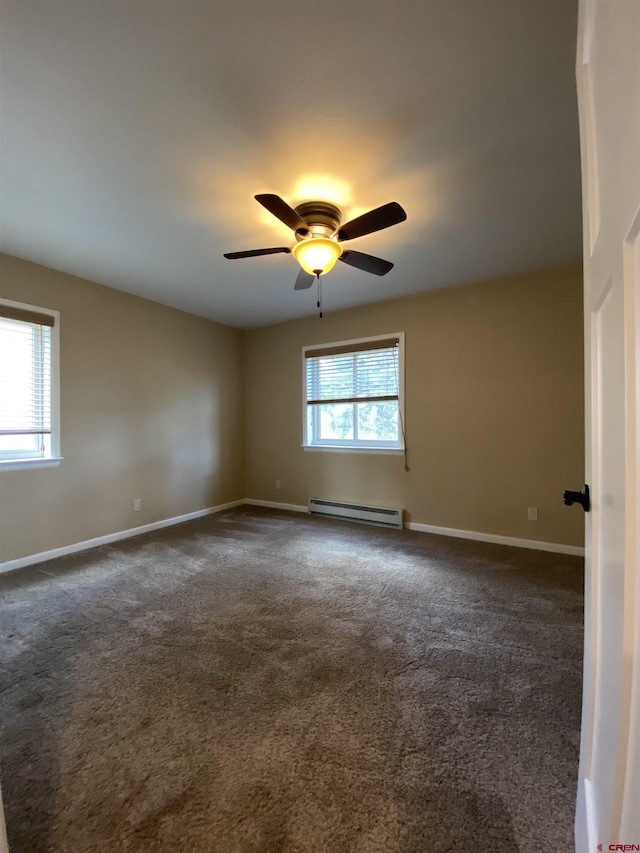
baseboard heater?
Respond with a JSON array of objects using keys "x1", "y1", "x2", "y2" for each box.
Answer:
[{"x1": 308, "y1": 498, "x2": 403, "y2": 529}]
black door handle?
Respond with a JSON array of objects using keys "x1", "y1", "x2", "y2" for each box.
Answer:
[{"x1": 563, "y1": 484, "x2": 590, "y2": 512}]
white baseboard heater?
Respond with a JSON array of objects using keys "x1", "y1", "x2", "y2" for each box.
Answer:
[{"x1": 308, "y1": 498, "x2": 404, "y2": 529}]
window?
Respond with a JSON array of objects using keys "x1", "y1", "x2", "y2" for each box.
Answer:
[
  {"x1": 0, "y1": 299, "x2": 60, "y2": 469},
  {"x1": 303, "y1": 334, "x2": 404, "y2": 450}
]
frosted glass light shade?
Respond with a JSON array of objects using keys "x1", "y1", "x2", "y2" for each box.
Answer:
[{"x1": 292, "y1": 237, "x2": 343, "y2": 276}]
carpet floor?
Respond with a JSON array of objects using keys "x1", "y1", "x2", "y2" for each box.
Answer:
[{"x1": 0, "y1": 507, "x2": 583, "y2": 853}]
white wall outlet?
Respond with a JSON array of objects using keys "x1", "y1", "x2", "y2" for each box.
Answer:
[
  {"x1": 133, "y1": 498, "x2": 142, "y2": 512},
  {"x1": 275, "y1": 479, "x2": 281, "y2": 490},
  {"x1": 527, "y1": 506, "x2": 539, "y2": 521}
]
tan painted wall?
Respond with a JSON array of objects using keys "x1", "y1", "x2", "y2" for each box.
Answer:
[
  {"x1": 0, "y1": 254, "x2": 244, "y2": 562},
  {"x1": 244, "y1": 264, "x2": 585, "y2": 547},
  {"x1": 1, "y1": 256, "x2": 584, "y2": 560}
]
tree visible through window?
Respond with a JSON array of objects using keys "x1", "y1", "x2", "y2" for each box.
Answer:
[{"x1": 304, "y1": 335, "x2": 404, "y2": 449}]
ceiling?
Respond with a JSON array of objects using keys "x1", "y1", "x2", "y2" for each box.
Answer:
[{"x1": 0, "y1": 0, "x2": 582, "y2": 329}]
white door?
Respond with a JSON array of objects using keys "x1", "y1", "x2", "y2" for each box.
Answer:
[
  {"x1": 575, "y1": 1, "x2": 640, "y2": 850},
  {"x1": 0, "y1": 790, "x2": 7, "y2": 853}
]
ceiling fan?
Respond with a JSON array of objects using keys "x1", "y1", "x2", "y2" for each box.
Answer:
[{"x1": 223, "y1": 193, "x2": 407, "y2": 291}]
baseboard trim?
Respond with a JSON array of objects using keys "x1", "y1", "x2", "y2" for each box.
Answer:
[
  {"x1": 406, "y1": 521, "x2": 584, "y2": 556},
  {"x1": 0, "y1": 499, "x2": 245, "y2": 574},
  {"x1": 1, "y1": 499, "x2": 583, "y2": 574},
  {"x1": 243, "y1": 498, "x2": 309, "y2": 514},
  {"x1": 242, "y1": 501, "x2": 583, "y2": 555}
]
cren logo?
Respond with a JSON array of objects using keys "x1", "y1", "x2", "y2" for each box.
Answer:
[{"x1": 608, "y1": 846, "x2": 640, "y2": 851}]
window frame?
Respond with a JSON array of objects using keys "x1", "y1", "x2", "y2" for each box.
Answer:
[
  {"x1": 0, "y1": 298, "x2": 61, "y2": 471},
  {"x1": 302, "y1": 332, "x2": 405, "y2": 453}
]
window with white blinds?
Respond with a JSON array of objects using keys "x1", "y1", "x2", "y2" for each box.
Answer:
[
  {"x1": 0, "y1": 300, "x2": 59, "y2": 466},
  {"x1": 303, "y1": 335, "x2": 404, "y2": 449}
]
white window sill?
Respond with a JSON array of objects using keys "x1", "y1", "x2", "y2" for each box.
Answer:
[
  {"x1": 0, "y1": 456, "x2": 63, "y2": 472},
  {"x1": 302, "y1": 445, "x2": 404, "y2": 455}
]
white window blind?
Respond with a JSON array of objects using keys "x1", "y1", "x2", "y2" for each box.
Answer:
[
  {"x1": 303, "y1": 336, "x2": 404, "y2": 450},
  {"x1": 305, "y1": 337, "x2": 400, "y2": 406},
  {"x1": 0, "y1": 305, "x2": 54, "y2": 459}
]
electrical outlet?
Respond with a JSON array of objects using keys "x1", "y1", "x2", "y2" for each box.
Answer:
[
  {"x1": 527, "y1": 506, "x2": 538, "y2": 521},
  {"x1": 275, "y1": 479, "x2": 281, "y2": 490},
  {"x1": 133, "y1": 498, "x2": 142, "y2": 512}
]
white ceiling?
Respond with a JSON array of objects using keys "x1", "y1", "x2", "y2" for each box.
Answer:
[{"x1": 0, "y1": 0, "x2": 581, "y2": 329}]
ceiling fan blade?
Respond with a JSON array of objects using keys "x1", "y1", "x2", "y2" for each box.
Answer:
[
  {"x1": 337, "y1": 202, "x2": 407, "y2": 242},
  {"x1": 223, "y1": 247, "x2": 291, "y2": 259},
  {"x1": 294, "y1": 268, "x2": 315, "y2": 290},
  {"x1": 339, "y1": 250, "x2": 394, "y2": 276},
  {"x1": 255, "y1": 194, "x2": 309, "y2": 234}
]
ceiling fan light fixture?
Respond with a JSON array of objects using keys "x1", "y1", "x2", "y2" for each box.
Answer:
[{"x1": 291, "y1": 236, "x2": 343, "y2": 277}]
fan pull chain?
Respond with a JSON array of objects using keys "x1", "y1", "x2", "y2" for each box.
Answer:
[{"x1": 317, "y1": 274, "x2": 323, "y2": 319}]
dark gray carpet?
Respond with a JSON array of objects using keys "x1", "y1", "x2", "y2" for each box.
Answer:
[{"x1": 0, "y1": 507, "x2": 583, "y2": 852}]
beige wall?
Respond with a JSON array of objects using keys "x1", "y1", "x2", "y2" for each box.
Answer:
[
  {"x1": 0, "y1": 254, "x2": 244, "y2": 562},
  {"x1": 244, "y1": 264, "x2": 585, "y2": 547},
  {"x1": 1, "y1": 256, "x2": 585, "y2": 561}
]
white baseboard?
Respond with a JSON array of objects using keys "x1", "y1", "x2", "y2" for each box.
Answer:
[
  {"x1": 0, "y1": 499, "x2": 245, "y2": 574},
  {"x1": 242, "y1": 500, "x2": 583, "y2": 555},
  {"x1": 243, "y1": 498, "x2": 309, "y2": 514},
  {"x1": 0, "y1": 499, "x2": 583, "y2": 574},
  {"x1": 406, "y1": 521, "x2": 584, "y2": 556}
]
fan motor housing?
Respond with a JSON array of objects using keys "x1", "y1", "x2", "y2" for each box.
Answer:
[{"x1": 294, "y1": 201, "x2": 342, "y2": 239}]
